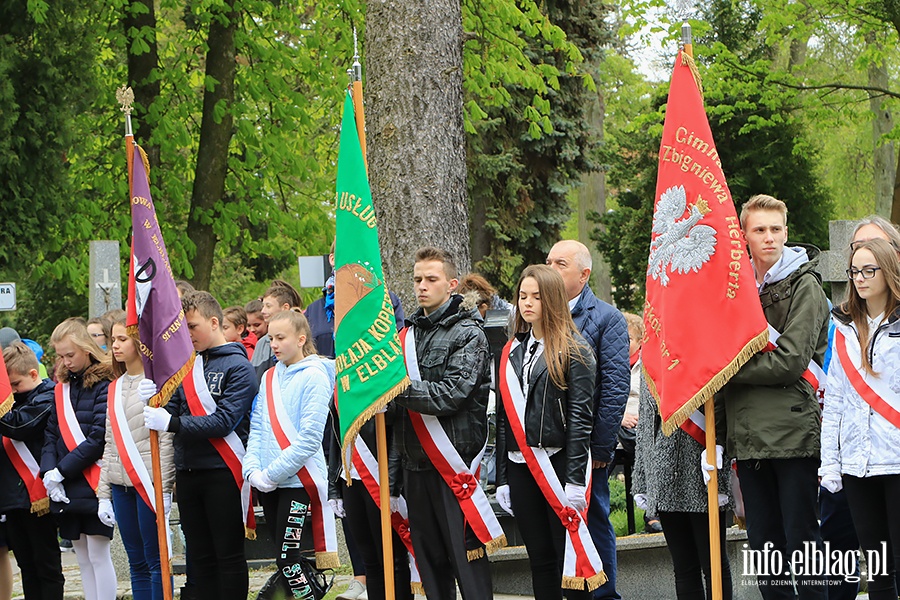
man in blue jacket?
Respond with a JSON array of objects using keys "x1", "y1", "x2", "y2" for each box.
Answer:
[{"x1": 548, "y1": 240, "x2": 630, "y2": 599}]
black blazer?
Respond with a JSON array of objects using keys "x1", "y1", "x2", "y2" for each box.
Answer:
[{"x1": 496, "y1": 332, "x2": 596, "y2": 487}]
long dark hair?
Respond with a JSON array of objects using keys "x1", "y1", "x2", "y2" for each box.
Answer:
[
  {"x1": 512, "y1": 265, "x2": 588, "y2": 389},
  {"x1": 842, "y1": 238, "x2": 900, "y2": 375}
]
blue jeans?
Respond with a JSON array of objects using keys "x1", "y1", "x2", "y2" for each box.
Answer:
[
  {"x1": 112, "y1": 484, "x2": 166, "y2": 600},
  {"x1": 588, "y1": 465, "x2": 620, "y2": 599}
]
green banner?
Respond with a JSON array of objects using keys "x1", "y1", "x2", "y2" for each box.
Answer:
[{"x1": 334, "y1": 91, "x2": 409, "y2": 466}]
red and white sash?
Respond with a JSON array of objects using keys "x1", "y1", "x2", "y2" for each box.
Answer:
[
  {"x1": 765, "y1": 324, "x2": 826, "y2": 398},
  {"x1": 2, "y1": 436, "x2": 48, "y2": 515},
  {"x1": 835, "y1": 328, "x2": 900, "y2": 428},
  {"x1": 352, "y1": 436, "x2": 422, "y2": 593},
  {"x1": 399, "y1": 327, "x2": 507, "y2": 560},
  {"x1": 108, "y1": 377, "x2": 156, "y2": 511},
  {"x1": 55, "y1": 383, "x2": 101, "y2": 491},
  {"x1": 183, "y1": 357, "x2": 256, "y2": 538},
  {"x1": 499, "y1": 339, "x2": 606, "y2": 591},
  {"x1": 263, "y1": 367, "x2": 339, "y2": 569},
  {"x1": 680, "y1": 410, "x2": 707, "y2": 446}
]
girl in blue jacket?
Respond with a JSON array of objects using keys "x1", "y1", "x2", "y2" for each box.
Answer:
[
  {"x1": 244, "y1": 309, "x2": 335, "y2": 599},
  {"x1": 42, "y1": 318, "x2": 116, "y2": 600}
]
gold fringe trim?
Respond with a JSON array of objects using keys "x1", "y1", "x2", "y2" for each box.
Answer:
[
  {"x1": 681, "y1": 52, "x2": 704, "y2": 101},
  {"x1": 649, "y1": 329, "x2": 769, "y2": 436},
  {"x1": 484, "y1": 534, "x2": 507, "y2": 555},
  {"x1": 340, "y1": 376, "x2": 410, "y2": 480},
  {"x1": 734, "y1": 515, "x2": 746, "y2": 530},
  {"x1": 315, "y1": 551, "x2": 340, "y2": 569},
  {"x1": 31, "y1": 497, "x2": 50, "y2": 516},
  {"x1": 586, "y1": 571, "x2": 608, "y2": 591},
  {"x1": 137, "y1": 144, "x2": 151, "y2": 177},
  {"x1": 410, "y1": 582, "x2": 425, "y2": 596},
  {"x1": 562, "y1": 571, "x2": 608, "y2": 592},
  {"x1": 126, "y1": 324, "x2": 139, "y2": 338},
  {"x1": 151, "y1": 354, "x2": 196, "y2": 409},
  {"x1": 245, "y1": 526, "x2": 256, "y2": 540},
  {"x1": 466, "y1": 547, "x2": 484, "y2": 561},
  {"x1": 0, "y1": 394, "x2": 13, "y2": 419}
]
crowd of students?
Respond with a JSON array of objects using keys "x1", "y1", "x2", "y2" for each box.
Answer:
[{"x1": 1, "y1": 203, "x2": 899, "y2": 600}]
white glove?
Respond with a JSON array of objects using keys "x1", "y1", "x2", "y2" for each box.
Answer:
[
  {"x1": 389, "y1": 496, "x2": 401, "y2": 514},
  {"x1": 328, "y1": 499, "x2": 345, "y2": 518},
  {"x1": 163, "y1": 492, "x2": 172, "y2": 517},
  {"x1": 98, "y1": 498, "x2": 116, "y2": 527},
  {"x1": 700, "y1": 445, "x2": 724, "y2": 485},
  {"x1": 138, "y1": 379, "x2": 158, "y2": 405},
  {"x1": 496, "y1": 485, "x2": 513, "y2": 516},
  {"x1": 634, "y1": 493, "x2": 649, "y2": 511},
  {"x1": 821, "y1": 472, "x2": 843, "y2": 494},
  {"x1": 47, "y1": 481, "x2": 69, "y2": 504},
  {"x1": 248, "y1": 470, "x2": 278, "y2": 493},
  {"x1": 143, "y1": 406, "x2": 172, "y2": 431},
  {"x1": 565, "y1": 483, "x2": 588, "y2": 513},
  {"x1": 43, "y1": 468, "x2": 64, "y2": 485}
]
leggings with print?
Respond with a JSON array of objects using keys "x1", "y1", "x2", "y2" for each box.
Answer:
[{"x1": 259, "y1": 487, "x2": 316, "y2": 599}]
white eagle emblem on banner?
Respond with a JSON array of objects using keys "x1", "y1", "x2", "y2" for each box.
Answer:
[{"x1": 648, "y1": 185, "x2": 717, "y2": 286}]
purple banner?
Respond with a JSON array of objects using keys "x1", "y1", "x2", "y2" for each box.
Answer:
[{"x1": 128, "y1": 143, "x2": 195, "y2": 405}]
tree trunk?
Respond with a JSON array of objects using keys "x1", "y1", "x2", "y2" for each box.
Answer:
[
  {"x1": 867, "y1": 33, "x2": 895, "y2": 218},
  {"x1": 579, "y1": 86, "x2": 612, "y2": 303},
  {"x1": 186, "y1": 2, "x2": 237, "y2": 291},
  {"x1": 366, "y1": 0, "x2": 470, "y2": 311},
  {"x1": 124, "y1": 0, "x2": 160, "y2": 168}
]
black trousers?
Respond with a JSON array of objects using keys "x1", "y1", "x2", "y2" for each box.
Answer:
[
  {"x1": 5, "y1": 509, "x2": 65, "y2": 600},
  {"x1": 404, "y1": 468, "x2": 493, "y2": 600},
  {"x1": 341, "y1": 478, "x2": 413, "y2": 600},
  {"x1": 737, "y1": 457, "x2": 825, "y2": 600},
  {"x1": 657, "y1": 510, "x2": 732, "y2": 600},
  {"x1": 259, "y1": 487, "x2": 321, "y2": 599},
  {"x1": 818, "y1": 487, "x2": 860, "y2": 600},
  {"x1": 842, "y1": 474, "x2": 900, "y2": 600},
  {"x1": 507, "y1": 455, "x2": 591, "y2": 600},
  {"x1": 176, "y1": 469, "x2": 249, "y2": 600}
]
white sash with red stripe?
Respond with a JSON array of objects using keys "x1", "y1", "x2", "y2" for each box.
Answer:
[
  {"x1": 399, "y1": 327, "x2": 506, "y2": 559},
  {"x1": 55, "y1": 383, "x2": 101, "y2": 492},
  {"x1": 834, "y1": 327, "x2": 900, "y2": 428},
  {"x1": 679, "y1": 410, "x2": 707, "y2": 446},
  {"x1": 183, "y1": 357, "x2": 255, "y2": 537},
  {"x1": 765, "y1": 324, "x2": 826, "y2": 398},
  {"x1": 499, "y1": 339, "x2": 606, "y2": 591},
  {"x1": 352, "y1": 435, "x2": 422, "y2": 592},
  {"x1": 2, "y1": 436, "x2": 48, "y2": 515},
  {"x1": 108, "y1": 377, "x2": 156, "y2": 511},
  {"x1": 262, "y1": 367, "x2": 339, "y2": 568}
]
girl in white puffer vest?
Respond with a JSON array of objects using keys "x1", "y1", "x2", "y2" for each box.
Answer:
[{"x1": 820, "y1": 238, "x2": 900, "y2": 600}]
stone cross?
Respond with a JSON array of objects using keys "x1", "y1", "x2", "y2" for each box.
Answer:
[
  {"x1": 816, "y1": 220, "x2": 856, "y2": 306},
  {"x1": 89, "y1": 241, "x2": 122, "y2": 318}
]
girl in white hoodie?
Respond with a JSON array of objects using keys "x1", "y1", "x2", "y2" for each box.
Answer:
[{"x1": 820, "y1": 237, "x2": 900, "y2": 600}]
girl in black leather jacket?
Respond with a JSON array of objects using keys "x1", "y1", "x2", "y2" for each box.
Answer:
[{"x1": 496, "y1": 264, "x2": 600, "y2": 599}]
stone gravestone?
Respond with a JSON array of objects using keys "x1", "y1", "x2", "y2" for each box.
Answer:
[
  {"x1": 89, "y1": 241, "x2": 122, "y2": 318},
  {"x1": 815, "y1": 220, "x2": 856, "y2": 306}
]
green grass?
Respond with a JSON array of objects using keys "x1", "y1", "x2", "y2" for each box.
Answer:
[{"x1": 610, "y1": 508, "x2": 646, "y2": 537}]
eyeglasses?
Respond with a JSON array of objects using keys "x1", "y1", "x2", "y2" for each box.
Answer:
[{"x1": 846, "y1": 267, "x2": 881, "y2": 280}]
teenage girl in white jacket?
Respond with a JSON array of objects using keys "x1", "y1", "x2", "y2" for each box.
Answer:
[{"x1": 820, "y1": 237, "x2": 900, "y2": 600}]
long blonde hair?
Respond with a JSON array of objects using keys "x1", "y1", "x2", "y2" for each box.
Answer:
[
  {"x1": 50, "y1": 317, "x2": 112, "y2": 379},
  {"x1": 842, "y1": 238, "x2": 900, "y2": 375},
  {"x1": 269, "y1": 309, "x2": 317, "y2": 357},
  {"x1": 513, "y1": 265, "x2": 589, "y2": 390}
]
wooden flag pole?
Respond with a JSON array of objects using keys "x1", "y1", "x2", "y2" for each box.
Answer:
[
  {"x1": 682, "y1": 25, "x2": 723, "y2": 600},
  {"x1": 704, "y1": 397, "x2": 723, "y2": 600},
  {"x1": 350, "y1": 43, "x2": 395, "y2": 599},
  {"x1": 120, "y1": 86, "x2": 173, "y2": 600}
]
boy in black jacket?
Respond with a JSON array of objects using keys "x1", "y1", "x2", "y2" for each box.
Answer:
[
  {"x1": 144, "y1": 291, "x2": 258, "y2": 600},
  {"x1": 1, "y1": 342, "x2": 65, "y2": 599}
]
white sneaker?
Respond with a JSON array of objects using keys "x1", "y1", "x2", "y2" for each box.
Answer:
[{"x1": 336, "y1": 580, "x2": 367, "y2": 600}]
